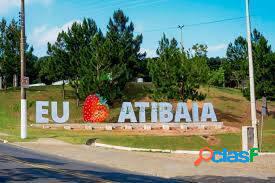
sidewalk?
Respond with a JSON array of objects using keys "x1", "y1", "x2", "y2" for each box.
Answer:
[{"x1": 14, "y1": 138, "x2": 275, "y2": 182}]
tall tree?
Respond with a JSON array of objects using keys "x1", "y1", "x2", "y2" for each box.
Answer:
[
  {"x1": 36, "y1": 56, "x2": 56, "y2": 85},
  {"x1": 106, "y1": 10, "x2": 145, "y2": 80},
  {"x1": 148, "y1": 34, "x2": 181, "y2": 99},
  {"x1": 224, "y1": 36, "x2": 248, "y2": 88},
  {"x1": 148, "y1": 34, "x2": 209, "y2": 101},
  {"x1": 192, "y1": 43, "x2": 208, "y2": 57},
  {"x1": 0, "y1": 19, "x2": 20, "y2": 88},
  {"x1": 79, "y1": 10, "x2": 145, "y2": 103},
  {"x1": 207, "y1": 57, "x2": 224, "y2": 71},
  {"x1": 48, "y1": 18, "x2": 99, "y2": 104},
  {"x1": 48, "y1": 10, "x2": 144, "y2": 104},
  {"x1": 77, "y1": 30, "x2": 126, "y2": 102},
  {"x1": 225, "y1": 29, "x2": 274, "y2": 100},
  {"x1": 0, "y1": 18, "x2": 36, "y2": 88},
  {"x1": 247, "y1": 30, "x2": 274, "y2": 100}
]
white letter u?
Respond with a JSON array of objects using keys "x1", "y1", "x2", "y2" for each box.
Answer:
[{"x1": 51, "y1": 101, "x2": 70, "y2": 123}]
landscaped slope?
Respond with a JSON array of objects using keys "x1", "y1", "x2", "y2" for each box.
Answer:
[{"x1": 0, "y1": 84, "x2": 274, "y2": 151}]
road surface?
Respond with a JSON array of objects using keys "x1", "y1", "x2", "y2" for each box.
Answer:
[{"x1": 0, "y1": 143, "x2": 186, "y2": 183}]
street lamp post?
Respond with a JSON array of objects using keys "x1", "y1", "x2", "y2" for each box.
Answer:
[
  {"x1": 20, "y1": 0, "x2": 27, "y2": 139},
  {"x1": 177, "y1": 25, "x2": 184, "y2": 49},
  {"x1": 245, "y1": 0, "x2": 258, "y2": 148}
]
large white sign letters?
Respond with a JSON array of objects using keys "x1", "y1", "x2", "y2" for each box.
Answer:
[
  {"x1": 35, "y1": 101, "x2": 218, "y2": 123},
  {"x1": 118, "y1": 102, "x2": 217, "y2": 123},
  {"x1": 36, "y1": 101, "x2": 69, "y2": 123}
]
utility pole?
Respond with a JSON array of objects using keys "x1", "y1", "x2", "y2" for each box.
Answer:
[
  {"x1": 245, "y1": 0, "x2": 258, "y2": 148},
  {"x1": 20, "y1": 0, "x2": 27, "y2": 139},
  {"x1": 177, "y1": 25, "x2": 184, "y2": 50}
]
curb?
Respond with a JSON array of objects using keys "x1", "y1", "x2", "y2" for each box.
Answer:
[
  {"x1": 0, "y1": 138, "x2": 8, "y2": 144},
  {"x1": 94, "y1": 142, "x2": 275, "y2": 155},
  {"x1": 94, "y1": 142, "x2": 202, "y2": 154},
  {"x1": 2, "y1": 139, "x2": 275, "y2": 156}
]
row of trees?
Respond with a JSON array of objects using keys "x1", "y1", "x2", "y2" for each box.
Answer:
[
  {"x1": 0, "y1": 19, "x2": 38, "y2": 89},
  {"x1": 0, "y1": 10, "x2": 274, "y2": 104},
  {"x1": 42, "y1": 11, "x2": 212, "y2": 104},
  {"x1": 40, "y1": 10, "x2": 145, "y2": 105},
  {"x1": 207, "y1": 29, "x2": 275, "y2": 100},
  {"x1": 148, "y1": 29, "x2": 275, "y2": 101}
]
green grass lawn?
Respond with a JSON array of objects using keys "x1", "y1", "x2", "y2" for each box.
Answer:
[
  {"x1": 0, "y1": 84, "x2": 274, "y2": 152},
  {"x1": 261, "y1": 117, "x2": 275, "y2": 152}
]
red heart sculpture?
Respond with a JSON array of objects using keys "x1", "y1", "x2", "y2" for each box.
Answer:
[
  {"x1": 90, "y1": 105, "x2": 109, "y2": 123},
  {"x1": 83, "y1": 94, "x2": 109, "y2": 123}
]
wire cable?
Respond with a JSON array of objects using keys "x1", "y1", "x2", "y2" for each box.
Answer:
[{"x1": 135, "y1": 16, "x2": 249, "y2": 33}]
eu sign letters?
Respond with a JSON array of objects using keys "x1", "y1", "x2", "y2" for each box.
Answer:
[{"x1": 36, "y1": 101, "x2": 70, "y2": 123}]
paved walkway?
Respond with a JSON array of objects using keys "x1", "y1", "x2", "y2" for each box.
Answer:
[{"x1": 14, "y1": 138, "x2": 275, "y2": 182}]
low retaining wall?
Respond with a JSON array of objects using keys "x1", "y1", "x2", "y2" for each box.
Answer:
[{"x1": 31, "y1": 122, "x2": 223, "y2": 131}]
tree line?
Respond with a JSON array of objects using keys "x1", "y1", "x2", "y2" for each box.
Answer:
[
  {"x1": 207, "y1": 29, "x2": 275, "y2": 101},
  {"x1": 0, "y1": 10, "x2": 274, "y2": 105},
  {"x1": 0, "y1": 19, "x2": 38, "y2": 89}
]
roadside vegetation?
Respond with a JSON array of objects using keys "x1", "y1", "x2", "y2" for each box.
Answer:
[{"x1": 0, "y1": 85, "x2": 274, "y2": 151}]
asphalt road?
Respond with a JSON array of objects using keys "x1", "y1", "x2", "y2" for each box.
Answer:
[{"x1": 0, "y1": 142, "x2": 187, "y2": 183}]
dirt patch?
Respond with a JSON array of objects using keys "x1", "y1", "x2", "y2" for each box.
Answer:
[
  {"x1": 132, "y1": 96, "x2": 154, "y2": 103},
  {"x1": 217, "y1": 96, "x2": 242, "y2": 103},
  {"x1": 200, "y1": 135, "x2": 221, "y2": 146}
]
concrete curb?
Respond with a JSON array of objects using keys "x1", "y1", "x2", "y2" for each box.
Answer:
[
  {"x1": 94, "y1": 142, "x2": 275, "y2": 155},
  {"x1": 0, "y1": 138, "x2": 8, "y2": 143},
  {"x1": 2, "y1": 138, "x2": 275, "y2": 156},
  {"x1": 95, "y1": 142, "x2": 203, "y2": 154}
]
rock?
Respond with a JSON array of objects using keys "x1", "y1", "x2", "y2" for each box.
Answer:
[
  {"x1": 180, "y1": 124, "x2": 187, "y2": 131},
  {"x1": 215, "y1": 124, "x2": 223, "y2": 129},
  {"x1": 86, "y1": 138, "x2": 97, "y2": 146},
  {"x1": 85, "y1": 125, "x2": 93, "y2": 130},
  {"x1": 105, "y1": 125, "x2": 113, "y2": 131},
  {"x1": 198, "y1": 125, "x2": 206, "y2": 130},
  {"x1": 43, "y1": 125, "x2": 51, "y2": 129},
  {"x1": 64, "y1": 126, "x2": 72, "y2": 130},
  {"x1": 124, "y1": 125, "x2": 133, "y2": 130},
  {"x1": 162, "y1": 124, "x2": 170, "y2": 130},
  {"x1": 144, "y1": 125, "x2": 152, "y2": 131}
]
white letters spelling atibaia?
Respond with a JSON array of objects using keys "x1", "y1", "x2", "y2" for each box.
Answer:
[{"x1": 118, "y1": 102, "x2": 217, "y2": 123}]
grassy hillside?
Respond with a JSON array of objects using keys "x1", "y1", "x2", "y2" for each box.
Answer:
[{"x1": 0, "y1": 84, "x2": 274, "y2": 151}]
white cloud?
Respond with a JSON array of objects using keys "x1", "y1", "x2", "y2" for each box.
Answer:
[
  {"x1": 30, "y1": 20, "x2": 79, "y2": 56},
  {"x1": 208, "y1": 43, "x2": 227, "y2": 52},
  {"x1": 30, "y1": 20, "x2": 78, "y2": 47},
  {"x1": 140, "y1": 48, "x2": 157, "y2": 58},
  {"x1": 0, "y1": 0, "x2": 18, "y2": 14},
  {"x1": 0, "y1": 0, "x2": 53, "y2": 15}
]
